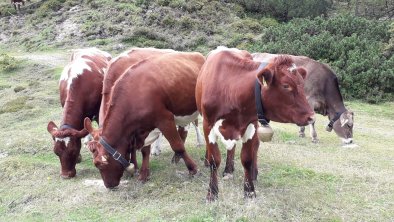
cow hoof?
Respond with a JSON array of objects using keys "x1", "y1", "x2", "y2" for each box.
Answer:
[
  {"x1": 299, "y1": 133, "x2": 305, "y2": 138},
  {"x1": 206, "y1": 192, "x2": 218, "y2": 202},
  {"x1": 189, "y1": 168, "x2": 198, "y2": 176},
  {"x1": 137, "y1": 170, "x2": 150, "y2": 182},
  {"x1": 150, "y1": 150, "x2": 161, "y2": 156},
  {"x1": 222, "y1": 173, "x2": 233, "y2": 180},
  {"x1": 312, "y1": 138, "x2": 319, "y2": 143},
  {"x1": 244, "y1": 191, "x2": 256, "y2": 199},
  {"x1": 171, "y1": 154, "x2": 181, "y2": 164}
]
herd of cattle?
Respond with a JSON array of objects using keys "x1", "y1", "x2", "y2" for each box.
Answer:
[{"x1": 46, "y1": 47, "x2": 354, "y2": 201}]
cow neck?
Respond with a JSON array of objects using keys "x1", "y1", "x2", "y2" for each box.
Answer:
[
  {"x1": 61, "y1": 100, "x2": 84, "y2": 130},
  {"x1": 254, "y1": 62, "x2": 270, "y2": 126},
  {"x1": 99, "y1": 137, "x2": 130, "y2": 169}
]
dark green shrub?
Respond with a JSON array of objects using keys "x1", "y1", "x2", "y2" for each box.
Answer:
[
  {"x1": 0, "y1": 54, "x2": 18, "y2": 72},
  {"x1": 249, "y1": 14, "x2": 393, "y2": 103}
]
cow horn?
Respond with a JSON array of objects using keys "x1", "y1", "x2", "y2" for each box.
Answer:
[{"x1": 125, "y1": 163, "x2": 135, "y2": 175}]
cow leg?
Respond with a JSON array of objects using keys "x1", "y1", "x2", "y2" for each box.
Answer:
[
  {"x1": 252, "y1": 132, "x2": 260, "y2": 181},
  {"x1": 138, "y1": 145, "x2": 150, "y2": 182},
  {"x1": 193, "y1": 119, "x2": 205, "y2": 147},
  {"x1": 223, "y1": 146, "x2": 235, "y2": 179},
  {"x1": 130, "y1": 146, "x2": 139, "y2": 175},
  {"x1": 151, "y1": 133, "x2": 163, "y2": 156},
  {"x1": 310, "y1": 122, "x2": 318, "y2": 143},
  {"x1": 241, "y1": 135, "x2": 258, "y2": 198},
  {"x1": 171, "y1": 126, "x2": 188, "y2": 164},
  {"x1": 157, "y1": 113, "x2": 197, "y2": 175},
  {"x1": 203, "y1": 118, "x2": 221, "y2": 202},
  {"x1": 299, "y1": 126, "x2": 306, "y2": 138}
]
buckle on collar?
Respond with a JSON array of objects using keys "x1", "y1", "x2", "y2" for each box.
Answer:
[{"x1": 112, "y1": 151, "x2": 121, "y2": 160}]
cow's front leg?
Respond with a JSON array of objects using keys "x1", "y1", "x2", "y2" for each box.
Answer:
[
  {"x1": 158, "y1": 112, "x2": 197, "y2": 175},
  {"x1": 241, "y1": 135, "x2": 257, "y2": 198},
  {"x1": 310, "y1": 122, "x2": 318, "y2": 143},
  {"x1": 193, "y1": 119, "x2": 205, "y2": 147},
  {"x1": 223, "y1": 146, "x2": 235, "y2": 179},
  {"x1": 203, "y1": 118, "x2": 221, "y2": 202},
  {"x1": 138, "y1": 145, "x2": 150, "y2": 182},
  {"x1": 299, "y1": 126, "x2": 306, "y2": 138}
]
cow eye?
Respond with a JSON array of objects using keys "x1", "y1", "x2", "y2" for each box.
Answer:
[{"x1": 283, "y1": 84, "x2": 291, "y2": 90}]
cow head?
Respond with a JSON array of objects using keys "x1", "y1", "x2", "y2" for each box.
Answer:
[
  {"x1": 258, "y1": 56, "x2": 315, "y2": 126},
  {"x1": 47, "y1": 121, "x2": 89, "y2": 178},
  {"x1": 84, "y1": 117, "x2": 127, "y2": 189},
  {"x1": 332, "y1": 110, "x2": 354, "y2": 144}
]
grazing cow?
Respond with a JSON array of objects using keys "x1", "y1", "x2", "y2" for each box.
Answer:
[
  {"x1": 253, "y1": 53, "x2": 354, "y2": 144},
  {"x1": 11, "y1": 0, "x2": 30, "y2": 11},
  {"x1": 84, "y1": 52, "x2": 205, "y2": 188},
  {"x1": 47, "y1": 48, "x2": 111, "y2": 178},
  {"x1": 196, "y1": 47, "x2": 315, "y2": 201},
  {"x1": 97, "y1": 48, "x2": 204, "y2": 171}
]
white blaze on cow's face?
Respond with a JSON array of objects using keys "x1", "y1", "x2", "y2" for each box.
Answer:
[
  {"x1": 208, "y1": 119, "x2": 256, "y2": 150},
  {"x1": 60, "y1": 58, "x2": 92, "y2": 90},
  {"x1": 55, "y1": 137, "x2": 71, "y2": 147}
]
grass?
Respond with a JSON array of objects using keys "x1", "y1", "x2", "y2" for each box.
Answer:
[{"x1": 0, "y1": 51, "x2": 393, "y2": 221}]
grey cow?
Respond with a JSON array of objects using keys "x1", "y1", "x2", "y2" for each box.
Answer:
[{"x1": 253, "y1": 53, "x2": 354, "y2": 145}]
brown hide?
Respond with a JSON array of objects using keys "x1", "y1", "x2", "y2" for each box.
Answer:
[
  {"x1": 253, "y1": 53, "x2": 354, "y2": 143},
  {"x1": 196, "y1": 47, "x2": 314, "y2": 201},
  {"x1": 47, "y1": 48, "x2": 111, "y2": 178},
  {"x1": 85, "y1": 52, "x2": 205, "y2": 188},
  {"x1": 99, "y1": 48, "x2": 175, "y2": 125}
]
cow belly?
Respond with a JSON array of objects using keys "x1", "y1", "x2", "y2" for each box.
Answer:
[
  {"x1": 174, "y1": 111, "x2": 199, "y2": 127},
  {"x1": 208, "y1": 119, "x2": 256, "y2": 150}
]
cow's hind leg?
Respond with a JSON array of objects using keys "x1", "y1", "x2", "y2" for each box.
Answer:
[
  {"x1": 310, "y1": 122, "x2": 318, "y2": 143},
  {"x1": 158, "y1": 112, "x2": 197, "y2": 175},
  {"x1": 138, "y1": 145, "x2": 151, "y2": 182},
  {"x1": 203, "y1": 118, "x2": 221, "y2": 202},
  {"x1": 172, "y1": 126, "x2": 188, "y2": 164},
  {"x1": 223, "y1": 146, "x2": 235, "y2": 179}
]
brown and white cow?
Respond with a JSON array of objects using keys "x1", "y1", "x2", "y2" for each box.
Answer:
[
  {"x1": 196, "y1": 47, "x2": 315, "y2": 201},
  {"x1": 84, "y1": 51, "x2": 205, "y2": 188},
  {"x1": 47, "y1": 48, "x2": 111, "y2": 178},
  {"x1": 253, "y1": 53, "x2": 354, "y2": 144}
]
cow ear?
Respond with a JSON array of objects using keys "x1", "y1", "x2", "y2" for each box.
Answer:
[
  {"x1": 84, "y1": 117, "x2": 94, "y2": 134},
  {"x1": 47, "y1": 121, "x2": 58, "y2": 134},
  {"x1": 257, "y1": 67, "x2": 273, "y2": 86},
  {"x1": 297, "y1": 67, "x2": 307, "y2": 80}
]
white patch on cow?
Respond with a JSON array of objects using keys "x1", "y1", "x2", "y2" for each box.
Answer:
[
  {"x1": 174, "y1": 111, "x2": 199, "y2": 127},
  {"x1": 55, "y1": 137, "x2": 71, "y2": 146},
  {"x1": 60, "y1": 58, "x2": 93, "y2": 90},
  {"x1": 208, "y1": 119, "x2": 238, "y2": 150},
  {"x1": 288, "y1": 63, "x2": 297, "y2": 72},
  {"x1": 241, "y1": 123, "x2": 256, "y2": 143},
  {"x1": 341, "y1": 137, "x2": 353, "y2": 144},
  {"x1": 208, "y1": 46, "x2": 243, "y2": 57},
  {"x1": 144, "y1": 128, "x2": 161, "y2": 147},
  {"x1": 151, "y1": 133, "x2": 164, "y2": 156}
]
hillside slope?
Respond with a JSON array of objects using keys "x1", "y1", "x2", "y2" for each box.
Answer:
[{"x1": 0, "y1": 0, "x2": 262, "y2": 53}]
